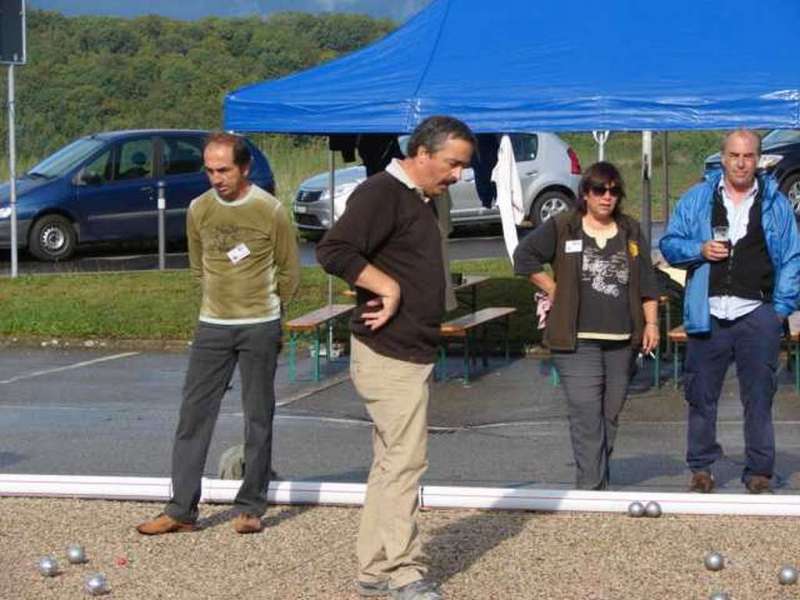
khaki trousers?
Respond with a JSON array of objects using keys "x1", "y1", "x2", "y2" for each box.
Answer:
[{"x1": 350, "y1": 335, "x2": 434, "y2": 588}]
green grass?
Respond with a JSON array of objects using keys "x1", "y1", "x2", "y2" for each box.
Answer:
[{"x1": 0, "y1": 259, "x2": 543, "y2": 349}]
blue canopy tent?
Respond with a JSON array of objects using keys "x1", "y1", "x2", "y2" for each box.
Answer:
[{"x1": 224, "y1": 0, "x2": 800, "y2": 134}]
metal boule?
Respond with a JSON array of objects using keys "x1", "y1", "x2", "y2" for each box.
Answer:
[
  {"x1": 84, "y1": 573, "x2": 109, "y2": 596},
  {"x1": 778, "y1": 565, "x2": 798, "y2": 585},
  {"x1": 644, "y1": 501, "x2": 662, "y2": 518},
  {"x1": 66, "y1": 543, "x2": 88, "y2": 564},
  {"x1": 37, "y1": 555, "x2": 59, "y2": 577},
  {"x1": 709, "y1": 592, "x2": 730, "y2": 600},
  {"x1": 627, "y1": 501, "x2": 645, "y2": 517},
  {"x1": 704, "y1": 551, "x2": 725, "y2": 571}
]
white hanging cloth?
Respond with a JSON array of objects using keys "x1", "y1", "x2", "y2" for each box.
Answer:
[{"x1": 491, "y1": 134, "x2": 525, "y2": 263}]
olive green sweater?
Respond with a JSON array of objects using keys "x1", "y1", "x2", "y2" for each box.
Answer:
[{"x1": 187, "y1": 184, "x2": 300, "y2": 324}]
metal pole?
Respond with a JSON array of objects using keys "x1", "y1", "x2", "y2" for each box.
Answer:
[
  {"x1": 157, "y1": 181, "x2": 165, "y2": 270},
  {"x1": 641, "y1": 131, "x2": 653, "y2": 245},
  {"x1": 662, "y1": 131, "x2": 670, "y2": 225},
  {"x1": 8, "y1": 63, "x2": 18, "y2": 278},
  {"x1": 326, "y1": 148, "x2": 336, "y2": 355}
]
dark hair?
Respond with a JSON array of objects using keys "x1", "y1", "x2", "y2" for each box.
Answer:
[
  {"x1": 406, "y1": 115, "x2": 477, "y2": 158},
  {"x1": 204, "y1": 131, "x2": 251, "y2": 168},
  {"x1": 577, "y1": 161, "x2": 626, "y2": 217}
]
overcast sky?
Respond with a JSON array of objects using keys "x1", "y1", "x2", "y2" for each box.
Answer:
[{"x1": 29, "y1": 0, "x2": 432, "y2": 22}]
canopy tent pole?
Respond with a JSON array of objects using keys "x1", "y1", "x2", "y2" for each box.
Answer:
[
  {"x1": 641, "y1": 131, "x2": 653, "y2": 244},
  {"x1": 592, "y1": 130, "x2": 609, "y2": 162},
  {"x1": 326, "y1": 147, "x2": 336, "y2": 353},
  {"x1": 662, "y1": 132, "x2": 670, "y2": 225}
]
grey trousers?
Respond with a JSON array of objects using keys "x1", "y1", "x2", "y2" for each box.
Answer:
[
  {"x1": 165, "y1": 320, "x2": 281, "y2": 522},
  {"x1": 552, "y1": 340, "x2": 633, "y2": 490}
]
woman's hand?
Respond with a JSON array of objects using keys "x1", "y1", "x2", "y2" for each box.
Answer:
[{"x1": 641, "y1": 322, "x2": 660, "y2": 355}]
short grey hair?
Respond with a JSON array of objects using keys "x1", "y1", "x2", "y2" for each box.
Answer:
[{"x1": 721, "y1": 129, "x2": 762, "y2": 156}]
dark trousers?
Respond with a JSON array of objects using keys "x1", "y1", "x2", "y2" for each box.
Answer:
[
  {"x1": 552, "y1": 340, "x2": 633, "y2": 490},
  {"x1": 165, "y1": 320, "x2": 281, "y2": 522},
  {"x1": 685, "y1": 303, "x2": 781, "y2": 482}
]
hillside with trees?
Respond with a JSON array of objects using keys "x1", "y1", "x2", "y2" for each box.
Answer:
[{"x1": 0, "y1": 10, "x2": 394, "y2": 162}]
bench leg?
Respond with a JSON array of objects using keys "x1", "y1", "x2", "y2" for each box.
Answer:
[
  {"x1": 481, "y1": 325, "x2": 489, "y2": 369},
  {"x1": 795, "y1": 341, "x2": 799, "y2": 394},
  {"x1": 550, "y1": 362, "x2": 560, "y2": 386},
  {"x1": 653, "y1": 344, "x2": 661, "y2": 388},
  {"x1": 504, "y1": 316, "x2": 511, "y2": 363},
  {"x1": 312, "y1": 329, "x2": 321, "y2": 382},
  {"x1": 288, "y1": 332, "x2": 298, "y2": 383},
  {"x1": 435, "y1": 344, "x2": 447, "y2": 381},
  {"x1": 463, "y1": 334, "x2": 471, "y2": 385},
  {"x1": 672, "y1": 341, "x2": 680, "y2": 389}
]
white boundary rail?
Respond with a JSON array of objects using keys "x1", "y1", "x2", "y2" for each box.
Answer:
[{"x1": 2, "y1": 475, "x2": 800, "y2": 517}]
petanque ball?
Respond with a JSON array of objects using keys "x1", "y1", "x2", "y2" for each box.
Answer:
[
  {"x1": 84, "y1": 573, "x2": 109, "y2": 596},
  {"x1": 709, "y1": 593, "x2": 730, "y2": 600},
  {"x1": 644, "y1": 501, "x2": 662, "y2": 518},
  {"x1": 37, "y1": 556, "x2": 59, "y2": 577},
  {"x1": 627, "y1": 501, "x2": 645, "y2": 517},
  {"x1": 778, "y1": 565, "x2": 798, "y2": 585},
  {"x1": 66, "y1": 543, "x2": 88, "y2": 564},
  {"x1": 704, "y1": 552, "x2": 725, "y2": 571}
]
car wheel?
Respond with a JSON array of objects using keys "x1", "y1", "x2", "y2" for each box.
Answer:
[
  {"x1": 530, "y1": 190, "x2": 574, "y2": 226},
  {"x1": 28, "y1": 215, "x2": 77, "y2": 261},
  {"x1": 781, "y1": 173, "x2": 800, "y2": 217}
]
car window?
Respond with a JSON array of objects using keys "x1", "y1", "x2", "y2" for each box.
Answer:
[
  {"x1": 115, "y1": 139, "x2": 153, "y2": 181},
  {"x1": 510, "y1": 134, "x2": 538, "y2": 162},
  {"x1": 82, "y1": 149, "x2": 113, "y2": 185},
  {"x1": 162, "y1": 136, "x2": 204, "y2": 176}
]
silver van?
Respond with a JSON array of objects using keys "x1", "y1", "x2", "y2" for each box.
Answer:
[{"x1": 293, "y1": 132, "x2": 581, "y2": 236}]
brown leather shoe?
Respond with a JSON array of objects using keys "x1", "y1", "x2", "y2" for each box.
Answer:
[
  {"x1": 233, "y1": 513, "x2": 263, "y2": 534},
  {"x1": 745, "y1": 475, "x2": 773, "y2": 494},
  {"x1": 136, "y1": 513, "x2": 196, "y2": 535},
  {"x1": 688, "y1": 471, "x2": 715, "y2": 493}
]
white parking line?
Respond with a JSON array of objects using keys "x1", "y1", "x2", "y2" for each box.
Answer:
[{"x1": 0, "y1": 352, "x2": 140, "y2": 385}]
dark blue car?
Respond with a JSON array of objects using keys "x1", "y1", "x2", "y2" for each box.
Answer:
[{"x1": 0, "y1": 129, "x2": 275, "y2": 261}]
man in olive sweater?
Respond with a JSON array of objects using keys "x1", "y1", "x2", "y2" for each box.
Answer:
[
  {"x1": 137, "y1": 132, "x2": 299, "y2": 536},
  {"x1": 317, "y1": 116, "x2": 475, "y2": 600}
]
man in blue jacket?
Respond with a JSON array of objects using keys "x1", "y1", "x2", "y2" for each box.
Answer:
[{"x1": 660, "y1": 129, "x2": 800, "y2": 494}]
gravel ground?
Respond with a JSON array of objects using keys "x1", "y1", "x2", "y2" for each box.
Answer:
[{"x1": 3, "y1": 497, "x2": 800, "y2": 599}]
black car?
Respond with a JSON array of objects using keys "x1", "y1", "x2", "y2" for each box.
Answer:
[
  {"x1": 0, "y1": 129, "x2": 275, "y2": 261},
  {"x1": 704, "y1": 129, "x2": 800, "y2": 217}
]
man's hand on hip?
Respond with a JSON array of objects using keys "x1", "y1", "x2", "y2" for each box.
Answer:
[{"x1": 361, "y1": 294, "x2": 401, "y2": 331}]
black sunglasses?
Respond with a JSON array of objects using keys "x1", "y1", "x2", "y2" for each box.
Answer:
[{"x1": 589, "y1": 184, "x2": 623, "y2": 198}]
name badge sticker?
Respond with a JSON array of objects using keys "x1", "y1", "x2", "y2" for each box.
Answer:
[
  {"x1": 565, "y1": 239, "x2": 583, "y2": 253},
  {"x1": 227, "y1": 243, "x2": 251, "y2": 265}
]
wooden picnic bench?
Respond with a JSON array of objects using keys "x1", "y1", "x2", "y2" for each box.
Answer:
[
  {"x1": 437, "y1": 306, "x2": 517, "y2": 383},
  {"x1": 286, "y1": 304, "x2": 355, "y2": 382},
  {"x1": 668, "y1": 312, "x2": 800, "y2": 392}
]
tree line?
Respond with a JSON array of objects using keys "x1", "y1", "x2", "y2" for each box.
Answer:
[{"x1": 0, "y1": 10, "x2": 395, "y2": 162}]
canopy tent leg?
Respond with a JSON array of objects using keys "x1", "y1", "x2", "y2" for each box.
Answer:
[
  {"x1": 326, "y1": 147, "x2": 336, "y2": 352},
  {"x1": 662, "y1": 131, "x2": 670, "y2": 225},
  {"x1": 641, "y1": 131, "x2": 653, "y2": 244}
]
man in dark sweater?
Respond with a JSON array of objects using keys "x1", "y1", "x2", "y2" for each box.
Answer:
[
  {"x1": 317, "y1": 116, "x2": 475, "y2": 600},
  {"x1": 660, "y1": 129, "x2": 800, "y2": 495}
]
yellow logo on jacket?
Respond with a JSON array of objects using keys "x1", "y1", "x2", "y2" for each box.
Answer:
[{"x1": 628, "y1": 240, "x2": 639, "y2": 257}]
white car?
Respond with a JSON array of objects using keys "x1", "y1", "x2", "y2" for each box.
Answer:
[{"x1": 293, "y1": 132, "x2": 582, "y2": 236}]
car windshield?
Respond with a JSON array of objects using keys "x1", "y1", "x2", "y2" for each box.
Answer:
[
  {"x1": 762, "y1": 129, "x2": 800, "y2": 147},
  {"x1": 26, "y1": 138, "x2": 106, "y2": 178}
]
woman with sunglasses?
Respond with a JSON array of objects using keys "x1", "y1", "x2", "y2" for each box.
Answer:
[{"x1": 513, "y1": 161, "x2": 660, "y2": 490}]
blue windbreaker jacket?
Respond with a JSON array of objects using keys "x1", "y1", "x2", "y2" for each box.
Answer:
[{"x1": 659, "y1": 170, "x2": 800, "y2": 334}]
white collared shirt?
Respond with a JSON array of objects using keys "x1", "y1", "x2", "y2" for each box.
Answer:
[{"x1": 708, "y1": 179, "x2": 761, "y2": 321}]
